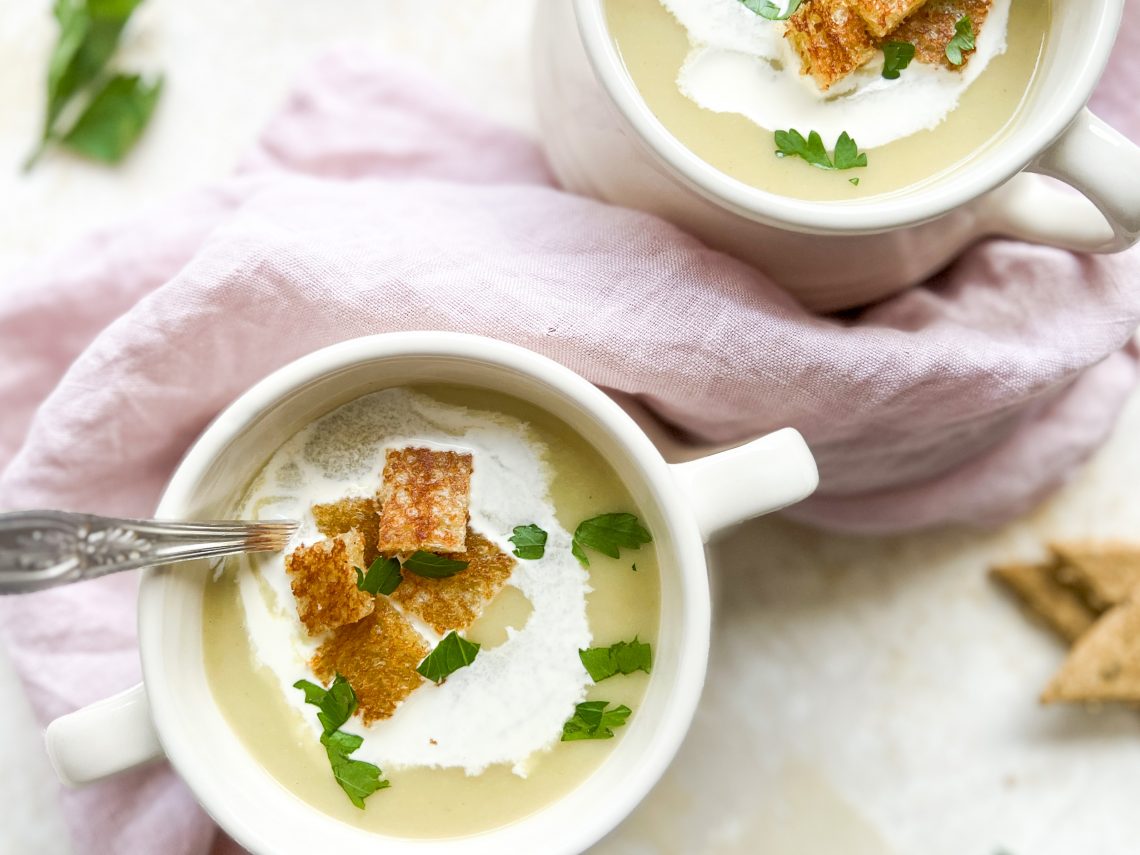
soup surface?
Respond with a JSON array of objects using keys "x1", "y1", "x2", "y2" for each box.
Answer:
[
  {"x1": 203, "y1": 385, "x2": 660, "y2": 837},
  {"x1": 606, "y1": 0, "x2": 1049, "y2": 200}
]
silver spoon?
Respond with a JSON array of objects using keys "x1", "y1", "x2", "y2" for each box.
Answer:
[{"x1": 0, "y1": 510, "x2": 298, "y2": 594}]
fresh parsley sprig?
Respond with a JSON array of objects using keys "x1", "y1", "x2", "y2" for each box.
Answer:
[
  {"x1": 294, "y1": 674, "x2": 389, "y2": 808},
  {"x1": 509, "y1": 523, "x2": 548, "y2": 560},
  {"x1": 571, "y1": 513, "x2": 652, "y2": 567},
  {"x1": 579, "y1": 638, "x2": 653, "y2": 682},
  {"x1": 26, "y1": 0, "x2": 163, "y2": 170},
  {"x1": 774, "y1": 129, "x2": 868, "y2": 171},
  {"x1": 945, "y1": 15, "x2": 975, "y2": 66},
  {"x1": 403, "y1": 550, "x2": 469, "y2": 578},
  {"x1": 561, "y1": 701, "x2": 632, "y2": 741},
  {"x1": 738, "y1": 0, "x2": 803, "y2": 20},
  {"x1": 355, "y1": 556, "x2": 402, "y2": 595},
  {"x1": 416, "y1": 631, "x2": 481, "y2": 684},
  {"x1": 881, "y1": 41, "x2": 915, "y2": 79}
]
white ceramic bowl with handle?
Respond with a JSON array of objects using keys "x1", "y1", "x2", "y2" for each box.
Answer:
[
  {"x1": 43, "y1": 332, "x2": 818, "y2": 855},
  {"x1": 534, "y1": 0, "x2": 1140, "y2": 311}
]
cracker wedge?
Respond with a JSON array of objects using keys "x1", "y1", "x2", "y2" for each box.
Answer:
[
  {"x1": 377, "y1": 447, "x2": 473, "y2": 554},
  {"x1": 311, "y1": 596, "x2": 430, "y2": 723},
  {"x1": 785, "y1": 0, "x2": 877, "y2": 91},
  {"x1": 285, "y1": 530, "x2": 374, "y2": 636},
  {"x1": 1050, "y1": 542, "x2": 1140, "y2": 613},
  {"x1": 852, "y1": 0, "x2": 927, "y2": 37},
  {"x1": 887, "y1": 0, "x2": 992, "y2": 69},
  {"x1": 1042, "y1": 598, "x2": 1140, "y2": 705},
  {"x1": 392, "y1": 529, "x2": 517, "y2": 634},
  {"x1": 312, "y1": 496, "x2": 381, "y2": 566},
  {"x1": 990, "y1": 562, "x2": 1098, "y2": 644}
]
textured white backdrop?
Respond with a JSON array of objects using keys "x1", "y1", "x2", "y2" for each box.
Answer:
[{"x1": 2, "y1": 2, "x2": 1139, "y2": 854}]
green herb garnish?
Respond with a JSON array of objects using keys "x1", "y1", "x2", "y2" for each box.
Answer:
[
  {"x1": 571, "y1": 513, "x2": 652, "y2": 567},
  {"x1": 561, "y1": 701, "x2": 632, "y2": 741},
  {"x1": 416, "y1": 631, "x2": 481, "y2": 684},
  {"x1": 738, "y1": 0, "x2": 803, "y2": 20},
  {"x1": 294, "y1": 674, "x2": 389, "y2": 808},
  {"x1": 774, "y1": 129, "x2": 867, "y2": 171},
  {"x1": 355, "y1": 556, "x2": 402, "y2": 596},
  {"x1": 945, "y1": 15, "x2": 975, "y2": 66},
  {"x1": 849, "y1": 177, "x2": 860, "y2": 186},
  {"x1": 320, "y1": 730, "x2": 390, "y2": 808},
  {"x1": 403, "y1": 550, "x2": 469, "y2": 578},
  {"x1": 881, "y1": 41, "x2": 915, "y2": 79},
  {"x1": 26, "y1": 0, "x2": 163, "y2": 171},
  {"x1": 579, "y1": 638, "x2": 653, "y2": 682},
  {"x1": 509, "y1": 524, "x2": 548, "y2": 560}
]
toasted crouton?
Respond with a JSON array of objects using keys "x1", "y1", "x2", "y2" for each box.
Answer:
[
  {"x1": 1051, "y1": 542, "x2": 1140, "y2": 612},
  {"x1": 1042, "y1": 598, "x2": 1140, "y2": 705},
  {"x1": 312, "y1": 496, "x2": 381, "y2": 565},
  {"x1": 392, "y1": 529, "x2": 517, "y2": 634},
  {"x1": 990, "y1": 562, "x2": 1097, "y2": 644},
  {"x1": 377, "y1": 447, "x2": 473, "y2": 554},
  {"x1": 285, "y1": 530, "x2": 374, "y2": 636},
  {"x1": 887, "y1": 0, "x2": 992, "y2": 69},
  {"x1": 785, "y1": 0, "x2": 877, "y2": 91},
  {"x1": 852, "y1": 0, "x2": 927, "y2": 37},
  {"x1": 311, "y1": 596, "x2": 430, "y2": 723}
]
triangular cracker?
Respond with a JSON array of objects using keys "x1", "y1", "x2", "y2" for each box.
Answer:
[
  {"x1": 1050, "y1": 541, "x2": 1140, "y2": 612},
  {"x1": 990, "y1": 562, "x2": 1097, "y2": 644},
  {"x1": 1042, "y1": 598, "x2": 1140, "y2": 705}
]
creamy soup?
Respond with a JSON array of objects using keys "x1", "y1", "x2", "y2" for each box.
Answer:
[
  {"x1": 203, "y1": 385, "x2": 660, "y2": 837},
  {"x1": 606, "y1": 0, "x2": 1049, "y2": 200}
]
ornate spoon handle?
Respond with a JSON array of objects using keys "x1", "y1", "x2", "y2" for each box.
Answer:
[{"x1": 0, "y1": 510, "x2": 298, "y2": 595}]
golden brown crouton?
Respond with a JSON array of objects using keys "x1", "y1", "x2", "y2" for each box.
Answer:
[
  {"x1": 311, "y1": 596, "x2": 430, "y2": 723},
  {"x1": 1051, "y1": 542, "x2": 1140, "y2": 613},
  {"x1": 990, "y1": 562, "x2": 1097, "y2": 644},
  {"x1": 392, "y1": 529, "x2": 517, "y2": 634},
  {"x1": 785, "y1": 0, "x2": 877, "y2": 91},
  {"x1": 852, "y1": 0, "x2": 927, "y2": 37},
  {"x1": 377, "y1": 447, "x2": 472, "y2": 554},
  {"x1": 1042, "y1": 598, "x2": 1140, "y2": 705},
  {"x1": 285, "y1": 530, "x2": 374, "y2": 636},
  {"x1": 312, "y1": 496, "x2": 381, "y2": 566},
  {"x1": 887, "y1": 0, "x2": 992, "y2": 69}
]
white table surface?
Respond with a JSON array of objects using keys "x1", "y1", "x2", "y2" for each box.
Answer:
[{"x1": 2, "y1": 2, "x2": 1139, "y2": 854}]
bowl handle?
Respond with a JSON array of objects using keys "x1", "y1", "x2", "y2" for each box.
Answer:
[
  {"x1": 669, "y1": 428, "x2": 818, "y2": 543},
  {"x1": 985, "y1": 108, "x2": 1140, "y2": 253},
  {"x1": 44, "y1": 683, "x2": 163, "y2": 786}
]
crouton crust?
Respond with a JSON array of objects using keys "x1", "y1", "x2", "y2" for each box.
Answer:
[
  {"x1": 285, "y1": 530, "x2": 374, "y2": 636},
  {"x1": 852, "y1": 0, "x2": 927, "y2": 37},
  {"x1": 785, "y1": 0, "x2": 877, "y2": 91},
  {"x1": 377, "y1": 447, "x2": 472, "y2": 554},
  {"x1": 886, "y1": 0, "x2": 992, "y2": 69},
  {"x1": 312, "y1": 496, "x2": 381, "y2": 566},
  {"x1": 311, "y1": 596, "x2": 430, "y2": 723},
  {"x1": 392, "y1": 529, "x2": 517, "y2": 634}
]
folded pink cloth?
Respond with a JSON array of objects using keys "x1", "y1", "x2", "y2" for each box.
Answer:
[{"x1": 2, "y1": 8, "x2": 1140, "y2": 851}]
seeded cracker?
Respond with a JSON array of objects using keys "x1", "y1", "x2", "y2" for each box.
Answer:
[
  {"x1": 1050, "y1": 541, "x2": 1140, "y2": 612},
  {"x1": 851, "y1": 0, "x2": 927, "y2": 37},
  {"x1": 312, "y1": 496, "x2": 381, "y2": 565},
  {"x1": 887, "y1": 0, "x2": 992, "y2": 69},
  {"x1": 377, "y1": 447, "x2": 472, "y2": 554},
  {"x1": 1042, "y1": 598, "x2": 1140, "y2": 705},
  {"x1": 990, "y1": 562, "x2": 1097, "y2": 644},
  {"x1": 785, "y1": 0, "x2": 877, "y2": 91},
  {"x1": 311, "y1": 596, "x2": 430, "y2": 723},
  {"x1": 285, "y1": 530, "x2": 374, "y2": 636},
  {"x1": 392, "y1": 528, "x2": 517, "y2": 634}
]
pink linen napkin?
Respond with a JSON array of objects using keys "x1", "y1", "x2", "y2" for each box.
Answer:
[{"x1": 2, "y1": 6, "x2": 1140, "y2": 851}]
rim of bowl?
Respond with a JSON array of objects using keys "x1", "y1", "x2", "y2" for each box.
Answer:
[
  {"x1": 141, "y1": 331, "x2": 712, "y2": 855},
  {"x1": 572, "y1": 0, "x2": 1124, "y2": 235}
]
